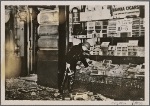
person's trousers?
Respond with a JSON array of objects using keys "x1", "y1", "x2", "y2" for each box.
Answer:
[{"x1": 60, "y1": 67, "x2": 75, "y2": 93}]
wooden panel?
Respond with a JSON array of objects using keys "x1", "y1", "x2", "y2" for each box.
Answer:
[
  {"x1": 38, "y1": 25, "x2": 58, "y2": 36},
  {"x1": 38, "y1": 36, "x2": 58, "y2": 48},
  {"x1": 37, "y1": 50, "x2": 58, "y2": 61},
  {"x1": 37, "y1": 60, "x2": 58, "y2": 88},
  {"x1": 37, "y1": 10, "x2": 59, "y2": 25}
]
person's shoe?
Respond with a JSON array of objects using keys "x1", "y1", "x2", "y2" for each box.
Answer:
[{"x1": 68, "y1": 71, "x2": 74, "y2": 76}]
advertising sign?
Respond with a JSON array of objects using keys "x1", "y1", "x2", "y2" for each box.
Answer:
[{"x1": 112, "y1": 5, "x2": 140, "y2": 18}]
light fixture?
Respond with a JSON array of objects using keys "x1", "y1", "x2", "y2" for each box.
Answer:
[{"x1": 5, "y1": 9, "x2": 11, "y2": 23}]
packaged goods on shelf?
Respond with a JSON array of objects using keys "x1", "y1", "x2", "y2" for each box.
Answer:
[
  {"x1": 90, "y1": 68, "x2": 106, "y2": 76},
  {"x1": 140, "y1": 63, "x2": 145, "y2": 72},
  {"x1": 90, "y1": 51, "x2": 99, "y2": 55},
  {"x1": 137, "y1": 47, "x2": 145, "y2": 57},
  {"x1": 108, "y1": 46, "x2": 116, "y2": 56},
  {"x1": 108, "y1": 66, "x2": 124, "y2": 77},
  {"x1": 116, "y1": 43, "x2": 128, "y2": 56},
  {"x1": 134, "y1": 64, "x2": 145, "y2": 79},
  {"x1": 128, "y1": 40, "x2": 138, "y2": 56},
  {"x1": 86, "y1": 34, "x2": 95, "y2": 38},
  {"x1": 87, "y1": 21, "x2": 95, "y2": 36},
  {"x1": 95, "y1": 21, "x2": 102, "y2": 37},
  {"x1": 127, "y1": 63, "x2": 140, "y2": 74},
  {"x1": 102, "y1": 60, "x2": 112, "y2": 67},
  {"x1": 90, "y1": 45, "x2": 100, "y2": 55},
  {"x1": 107, "y1": 19, "x2": 117, "y2": 37},
  {"x1": 132, "y1": 17, "x2": 145, "y2": 37},
  {"x1": 119, "y1": 64, "x2": 129, "y2": 71},
  {"x1": 101, "y1": 42, "x2": 110, "y2": 55},
  {"x1": 87, "y1": 22, "x2": 95, "y2": 30},
  {"x1": 88, "y1": 60, "x2": 109, "y2": 76},
  {"x1": 95, "y1": 21, "x2": 108, "y2": 38}
]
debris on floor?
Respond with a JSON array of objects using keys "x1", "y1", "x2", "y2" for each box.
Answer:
[{"x1": 5, "y1": 78, "x2": 114, "y2": 101}]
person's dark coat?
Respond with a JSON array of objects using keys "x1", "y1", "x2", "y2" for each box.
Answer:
[{"x1": 66, "y1": 43, "x2": 89, "y2": 71}]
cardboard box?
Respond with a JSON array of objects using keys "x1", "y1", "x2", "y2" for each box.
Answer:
[
  {"x1": 101, "y1": 42, "x2": 110, "y2": 47},
  {"x1": 122, "y1": 51, "x2": 128, "y2": 56},
  {"x1": 116, "y1": 51, "x2": 122, "y2": 56},
  {"x1": 116, "y1": 43, "x2": 128, "y2": 56},
  {"x1": 87, "y1": 22, "x2": 95, "y2": 30},
  {"x1": 76, "y1": 35, "x2": 87, "y2": 38},
  {"x1": 128, "y1": 52, "x2": 137, "y2": 56},
  {"x1": 101, "y1": 42, "x2": 110, "y2": 55},
  {"x1": 108, "y1": 46, "x2": 116, "y2": 56},
  {"x1": 137, "y1": 47, "x2": 145, "y2": 57},
  {"x1": 128, "y1": 40, "x2": 138, "y2": 46}
]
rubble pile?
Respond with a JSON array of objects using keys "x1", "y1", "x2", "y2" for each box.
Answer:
[
  {"x1": 74, "y1": 59, "x2": 144, "y2": 100},
  {"x1": 70, "y1": 91, "x2": 114, "y2": 101},
  {"x1": 77, "y1": 59, "x2": 144, "y2": 79},
  {"x1": 5, "y1": 78, "x2": 59, "y2": 100},
  {"x1": 5, "y1": 78, "x2": 114, "y2": 101}
]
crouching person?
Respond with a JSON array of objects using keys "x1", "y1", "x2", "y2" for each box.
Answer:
[{"x1": 60, "y1": 42, "x2": 91, "y2": 94}]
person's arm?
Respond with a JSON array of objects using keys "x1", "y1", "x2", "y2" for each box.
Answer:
[{"x1": 80, "y1": 56, "x2": 88, "y2": 68}]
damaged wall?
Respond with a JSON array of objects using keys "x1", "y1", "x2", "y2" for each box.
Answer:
[{"x1": 5, "y1": 6, "x2": 27, "y2": 78}]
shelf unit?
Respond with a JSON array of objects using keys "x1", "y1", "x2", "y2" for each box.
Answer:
[
  {"x1": 89, "y1": 55, "x2": 144, "y2": 64},
  {"x1": 132, "y1": 18, "x2": 145, "y2": 37},
  {"x1": 70, "y1": 8, "x2": 145, "y2": 64}
]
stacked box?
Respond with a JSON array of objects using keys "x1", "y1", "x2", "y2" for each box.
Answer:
[
  {"x1": 107, "y1": 19, "x2": 117, "y2": 37},
  {"x1": 101, "y1": 42, "x2": 110, "y2": 55},
  {"x1": 108, "y1": 46, "x2": 116, "y2": 56},
  {"x1": 132, "y1": 18, "x2": 140, "y2": 37},
  {"x1": 95, "y1": 21, "x2": 108, "y2": 38},
  {"x1": 87, "y1": 22, "x2": 95, "y2": 37},
  {"x1": 102, "y1": 21, "x2": 108, "y2": 37},
  {"x1": 116, "y1": 43, "x2": 128, "y2": 56},
  {"x1": 132, "y1": 18, "x2": 145, "y2": 37},
  {"x1": 122, "y1": 43, "x2": 128, "y2": 56},
  {"x1": 95, "y1": 21, "x2": 102, "y2": 37},
  {"x1": 140, "y1": 18, "x2": 145, "y2": 37},
  {"x1": 137, "y1": 47, "x2": 145, "y2": 57},
  {"x1": 128, "y1": 40, "x2": 138, "y2": 56},
  {"x1": 76, "y1": 35, "x2": 87, "y2": 38},
  {"x1": 90, "y1": 45, "x2": 101, "y2": 55}
]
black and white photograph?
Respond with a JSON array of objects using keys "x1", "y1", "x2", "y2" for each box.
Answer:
[{"x1": 1, "y1": 1, "x2": 149, "y2": 105}]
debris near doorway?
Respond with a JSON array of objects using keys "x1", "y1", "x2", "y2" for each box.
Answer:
[
  {"x1": 5, "y1": 78, "x2": 59, "y2": 100},
  {"x1": 5, "y1": 78, "x2": 114, "y2": 101}
]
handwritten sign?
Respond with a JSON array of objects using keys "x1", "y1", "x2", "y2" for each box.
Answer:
[{"x1": 116, "y1": 19, "x2": 132, "y2": 32}]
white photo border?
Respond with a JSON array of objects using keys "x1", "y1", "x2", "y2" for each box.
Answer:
[{"x1": 1, "y1": 1, "x2": 149, "y2": 105}]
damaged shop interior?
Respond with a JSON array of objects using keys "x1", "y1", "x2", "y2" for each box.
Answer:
[{"x1": 5, "y1": 5, "x2": 145, "y2": 100}]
